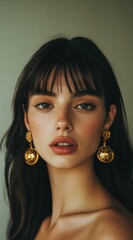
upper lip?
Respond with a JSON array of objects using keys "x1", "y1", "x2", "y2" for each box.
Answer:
[{"x1": 50, "y1": 137, "x2": 78, "y2": 146}]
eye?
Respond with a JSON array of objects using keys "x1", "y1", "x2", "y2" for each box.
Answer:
[
  {"x1": 34, "y1": 102, "x2": 53, "y2": 110},
  {"x1": 75, "y1": 103, "x2": 95, "y2": 111}
]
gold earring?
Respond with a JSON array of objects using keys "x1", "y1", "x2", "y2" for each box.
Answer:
[
  {"x1": 97, "y1": 130, "x2": 114, "y2": 163},
  {"x1": 24, "y1": 131, "x2": 39, "y2": 165}
]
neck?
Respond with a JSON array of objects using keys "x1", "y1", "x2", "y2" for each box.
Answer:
[{"x1": 47, "y1": 160, "x2": 106, "y2": 226}]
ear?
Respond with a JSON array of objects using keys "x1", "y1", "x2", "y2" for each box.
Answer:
[
  {"x1": 23, "y1": 110, "x2": 31, "y2": 131},
  {"x1": 104, "y1": 104, "x2": 117, "y2": 130}
]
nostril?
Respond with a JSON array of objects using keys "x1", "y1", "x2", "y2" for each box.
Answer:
[{"x1": 56, "y1": 123, "x2": 73, "y2": 132}]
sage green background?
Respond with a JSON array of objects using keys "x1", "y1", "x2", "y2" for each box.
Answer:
[{"x1": 0, "y1": 0, "x2": 132, "y2": 239}]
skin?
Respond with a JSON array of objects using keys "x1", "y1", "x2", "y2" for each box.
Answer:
[{"x1": 24, "y1": 76, "x2": 133, "y2": 240}]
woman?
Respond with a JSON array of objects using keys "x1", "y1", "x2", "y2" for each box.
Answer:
[{"x1": 1, "y1": 37, "x2": 133, "y2": 240}]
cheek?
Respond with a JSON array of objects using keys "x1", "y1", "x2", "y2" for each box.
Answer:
[
  {"x1": 82, "y1": 122, "x2": 102, "y2": 139},
  {"x1": 27, "y1": 115, "x2": 50, "y2": 145},
  {"x1": 78, "y1": 115, "x2": 105, "y2": 147}
]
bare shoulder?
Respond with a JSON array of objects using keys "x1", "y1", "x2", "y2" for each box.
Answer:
[
  {"x1": 34, "y1": 217, "x2": 51, "y2": 240},
  {"x1": 93, "y1": 207, "x2": 133, "y2": 240}
]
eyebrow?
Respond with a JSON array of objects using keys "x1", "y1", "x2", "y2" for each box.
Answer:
[
  {"x1": 31, "y1": 90, "x2": 56, "y2": 97},
  {"x1": 72, "y1": 90, "x2": 100, "y2": 97},
  {"x1": 31, "y1": 89, "x2": 100, "y2": 98}
]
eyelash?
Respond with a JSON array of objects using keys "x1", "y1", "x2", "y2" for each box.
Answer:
[
  {"x1": 34, "y1": 102, "x2": 53, "y2": 109},
  {"x1": 75, "y1": 103, "x2": 96, "y2": 111},
  {"x1": 34, "y1": 102, "x2": 96, "y2": 112}
]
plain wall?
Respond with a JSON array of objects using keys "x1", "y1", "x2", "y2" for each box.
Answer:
[{"x1": 0, "y1": 0, "x2": 132, "y2": 239}]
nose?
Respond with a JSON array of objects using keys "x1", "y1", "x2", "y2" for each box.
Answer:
[
  {"x1": 56, "y1": 112, "x2": 73, "y2": 132},
  {"x1": 56, "y1": 122, "x2": 72, "y2": 132}
]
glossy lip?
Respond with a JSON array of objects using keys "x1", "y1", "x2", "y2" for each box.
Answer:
[{"x1": 50, "y1": 137, "x2": 78, "y2": 155}]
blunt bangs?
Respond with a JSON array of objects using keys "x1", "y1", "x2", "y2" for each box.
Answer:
[
  {"x1": 30, "y1": 63, "x2": 104, "y2": 96},
  {"x1": 21, "y1": 38, "x2": 107, "y2": 109}
]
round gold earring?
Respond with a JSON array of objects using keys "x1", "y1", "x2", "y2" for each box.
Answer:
[
  {"x1": 97, "y1": 130, "x2": 114, "y2": 163},
  {"x1": 24, "y1": 131, "x2": 39, "y2": 165}
]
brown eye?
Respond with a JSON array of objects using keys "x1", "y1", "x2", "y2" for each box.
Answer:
[
  {"x1": 35, "y1": 103, "x2": 53, "y2": 109},
  {"x1": 75, "y1": 103, "x2": 95, "y2": 111}
]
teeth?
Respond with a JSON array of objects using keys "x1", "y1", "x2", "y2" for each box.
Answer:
[{"x1": 56, "y1": 143, "x2": 73, "y2": 146}]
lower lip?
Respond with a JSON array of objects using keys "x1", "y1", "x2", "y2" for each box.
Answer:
[{"x1": 50, "y1": 145, "x2": 78, "y2": 155}]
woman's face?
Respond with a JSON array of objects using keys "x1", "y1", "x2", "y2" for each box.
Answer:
[{"x1": 24, "y1": 75, "x2": 116, "y2": 169}]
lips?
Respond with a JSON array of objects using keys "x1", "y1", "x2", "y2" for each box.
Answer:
[{"x1": 50, "y1": 137, "x2": 78, "y2": 155}]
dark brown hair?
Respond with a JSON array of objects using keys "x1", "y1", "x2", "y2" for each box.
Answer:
[{"x1": 1, "y1": 37, "x2": 133, "y2": 240}]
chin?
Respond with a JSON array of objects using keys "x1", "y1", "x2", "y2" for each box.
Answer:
[{"x1": 42, "y1": 155, "x2": 80, "y2": 169}]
